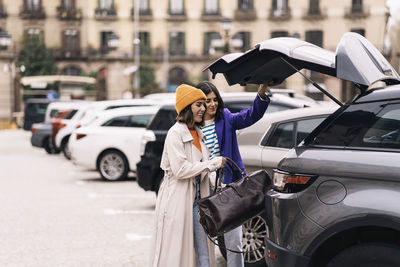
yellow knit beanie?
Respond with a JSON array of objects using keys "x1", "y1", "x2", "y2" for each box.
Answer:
[{"x1": 175, "y1": 84, "x2": 206, "y2": 114}]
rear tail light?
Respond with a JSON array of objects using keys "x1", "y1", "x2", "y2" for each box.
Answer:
[
  {"x1": 272, "y1": 170, "x2": 317, "y2": 193},
  {"x1": 76, "y1": 133, "x2": 87, "y2": 140},
  {"x1": 140, "y1": 130, "x2": 156, "y2": 156},
  {"x1": 31, "y1": 127, "x2": 38, "y2": 133}
]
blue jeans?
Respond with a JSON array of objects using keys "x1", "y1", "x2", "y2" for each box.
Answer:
[
  {"x1": 224, "y1": 226, "x2": 244, "y2": 267},
  {"x1": 193, "y1": 177, "x2": 210, "y2": 267}
]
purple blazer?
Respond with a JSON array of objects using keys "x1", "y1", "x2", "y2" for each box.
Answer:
[{"x1": 216, "y1": 95, "x2": 270, "y2": 184}]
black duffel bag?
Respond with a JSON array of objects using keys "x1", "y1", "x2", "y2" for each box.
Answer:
[{"x1": 198, "y1": 158, "x2": 272, "y2": 238}]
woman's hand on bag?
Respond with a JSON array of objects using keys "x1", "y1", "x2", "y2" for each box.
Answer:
[{"x1": 221, "y1": 157, "x2": 227, "y2": 168}]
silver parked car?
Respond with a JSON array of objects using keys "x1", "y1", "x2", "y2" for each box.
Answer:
[
  {"x1": 238, "y1": 105, "x2": 337, "y2": 177},
  {"x1": 206, "y1": 32, "x2": 400, "y2": 267}
]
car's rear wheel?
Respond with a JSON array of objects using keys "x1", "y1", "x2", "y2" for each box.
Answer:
[
  {"x1": 61, "y1": 136, "x2": 71, "y2": 160},
  {"x1": 43, "y1": 137, "x2": 59, "y2": 154},
  {"x1": 98, "y1": 150, "x2": 129, "y2": 181},
  {"x1": 326, "y1": 243, "x2": 400, "y2": 267},
  {"x1": 217, "y1": 215, "x2": 267, "y2": 267}
]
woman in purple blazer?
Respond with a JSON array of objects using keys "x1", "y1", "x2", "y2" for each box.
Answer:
[{"x1": 197, "y1": 81, "x2": 270, "y2": 267}]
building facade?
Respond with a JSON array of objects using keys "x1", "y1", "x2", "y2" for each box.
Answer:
[{"x1": 0, "y1": 0, "x2": 389, "y2": 120}]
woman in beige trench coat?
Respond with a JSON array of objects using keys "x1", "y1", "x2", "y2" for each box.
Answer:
[{"x1": 149, "y1": 84, "x2": 225, "y2": 267}]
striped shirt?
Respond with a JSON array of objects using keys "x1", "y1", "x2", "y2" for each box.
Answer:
[{"x1": 201, "y1": 119, "x2": 220, "y2": 159}]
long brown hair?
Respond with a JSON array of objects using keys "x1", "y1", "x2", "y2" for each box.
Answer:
[{"x1": 196, "y1": 81, "x2": 224, "y2": 121}]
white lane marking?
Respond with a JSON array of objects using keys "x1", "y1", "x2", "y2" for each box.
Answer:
[
  {"x1": 88, "y1": 193, "x2": 155, "y2": 199},
  {"x1": 75, "y1": 181, "x2": 86, "y2": 186},
  {"x1": 104, "y1": 209, "x2": 154, "y2": 215},
  {"x1": 126, "y1": 233, "x2": 152, "y2": 241}
]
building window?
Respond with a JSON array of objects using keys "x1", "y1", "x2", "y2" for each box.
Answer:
[
  {"x1": 272, "y1": 0, "x2": 288, "y2": 16},
  {"x1": 61, "y1": 65, "x2": 81, "y2": 76},
  {"x1": 238, "y1": 0, "x2": 253, "y2": 10},
  {"x1": 308, "y1": 0, "x2": 320, "y2": 15},
  {"x1": 62, "y1": 29, "x2": 79, "y2": 57},
  {"x1": 139, "y1": 0, "x2": 149, "y2": 11},
  {"x1": 351, "y1": 28, "x2": 365, "y2": 36},
  {"x1": 25, "y1": 28, "x2": 44, "y2": 42},
  {"x1": 100, "y1": 31, "x2": 118, "y2": 54},
  {"x1": 204, "y1": 0, "x2": 219, "y2": 15},
  {"x1": 168, "y1": 66, "x2": 188, "y2": 90},
  {"x1": 352, "y1": 0, "x2": 363, "y2": 13},
  {"x1": 305, "y1": 30, "x2": 323, "y2": 47},
  {"x1": 62, "y1": 0, "x2": 75, "y2": 9},
  {"x1": 169, "y1": 32, "x2": 185, "y2": 55},
  {"x1": 98, "y1": 0, "x2": 114, "y2": 9},
  {"x1": 203, "y1": 32, "x2": 222, "y2": 55},
  {"x1": 169, "y1": 0, "x2": 184, "y2": 15},
  {"x1": 271, "y1": 31, "x2": 288, "y2": 38},
  {"x1": 232, "y1": 31, "x2": 250, "y2": 52},
  {"x1": 25, "y1": 0, "x2": 41, "y2": 11},
  {"x1": 139, "y1": 32, "x2": 151, "y2": 55}
]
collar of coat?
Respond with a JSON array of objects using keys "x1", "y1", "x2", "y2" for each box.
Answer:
[{"x1": 176, "y1": 122, "x2": 206, "y2": 143}]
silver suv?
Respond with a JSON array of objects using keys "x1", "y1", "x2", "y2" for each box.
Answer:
[{"x1": 206, "y1": 32, "x2": 400, "y2": 267}]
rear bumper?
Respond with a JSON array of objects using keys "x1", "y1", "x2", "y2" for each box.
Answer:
[
  {"x1": 265, "y1": 238, "x2": 309, "y2": 267},
  {"x1": 31, "y1": 133, "x2": 48, "y2": 148},
  {"x1": 70, "y1": 142, "x2": 97, "y2": 169}
]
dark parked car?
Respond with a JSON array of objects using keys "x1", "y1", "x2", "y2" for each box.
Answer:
[
  {"x1": 136, "y1": 92, "x2": 320, "y2": 267},
  {"x1": 206, "y1": 32, "x2": 400, "y2": 267},
  {"x1": 23, "y1": 98, "x2": 50, "y2": 130}
]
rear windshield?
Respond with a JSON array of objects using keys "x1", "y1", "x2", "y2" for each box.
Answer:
[
  {"x1": 309, "y1": 101, "x2": 400, "y2": 150},
  {"x1": 148, "y1": 108, "x2": 177, "y2": 131},
  {"x1": 64, "y1": 109, "x2": 78, "y2": 119},
  {"x1": 25, "y1": 102, "x2": 48, "y2": 116}
]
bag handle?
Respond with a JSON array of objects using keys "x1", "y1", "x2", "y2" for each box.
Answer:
[
  {"x1": 225, "y1": 157, "x2": 245, "y2": 177},
  {"x1": 206, "y1": 233, "x2": 261, "y2": 254}
]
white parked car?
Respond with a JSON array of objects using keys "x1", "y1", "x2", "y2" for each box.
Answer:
[
  {"x1": 69, "y1": 106, "x2": 159, "y2": 181},
  {"x1": 55, "y1": 98, "x2": 157, "y2": 160}
]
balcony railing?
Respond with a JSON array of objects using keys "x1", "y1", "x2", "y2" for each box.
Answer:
[
  {"x1": 0, "y1": 4, "x2": 7, "y2": 18},
  {"x1": 167, "y1": 9, "x2": 186, "y2": 21},
  {"x1": 201, "y1": 10, "x2": 222, "y2": 21},
  {"x1": 57, "y1": 6, "x2": 82, "y2": 20},
  {"x1": 302, "y1": 7, "x2": 326, "y2": 20},
  {"x1": 55, "y1": 48, "x2": 82, "y2": 59},
  {"x1": 95, "y1": 7, "x2": 117, "y2": 21},
  {"x1": 234, "y1": 9, "x2": 257, "y2": 21},
  {"x1": 19, "y1": 5, "x2": 46, "y2": 19},
  {"x1": 130, "y1": 8, "x2": 153, "y2": 21},
  {"x1": 268, "y1": 7, "x2": 291, "y2": 21},
  {"x1": 344, "y1": 4, "x2": 370, "y2": 19}
]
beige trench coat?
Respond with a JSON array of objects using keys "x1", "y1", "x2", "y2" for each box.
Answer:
[{"x1": 149, "y1": 122, "x2": 222, "y2": 267}]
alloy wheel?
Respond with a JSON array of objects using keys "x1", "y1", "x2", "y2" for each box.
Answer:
[
  {"x1": 99, "y1": 152, "x2": 126, "y2": 181},
  {"x1": 242, "y1": 215, "x2": 267, "y2": 264}
]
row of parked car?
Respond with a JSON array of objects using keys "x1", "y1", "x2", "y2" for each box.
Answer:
[
  {"x1": 28, "y1": 32, "x2": 399, "y2": 267},
  {"x1": 27, "y1": 84, "x2": 332, "y2": 266}
]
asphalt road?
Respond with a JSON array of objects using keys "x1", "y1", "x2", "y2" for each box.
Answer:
[{"x1": 0, "y1": 129, "x2": 226, "y2": 267}]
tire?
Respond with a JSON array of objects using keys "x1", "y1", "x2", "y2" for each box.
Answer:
[
  {"x1": 61, "y1": 137, "x2": 71, "y2": 160},
  {"x1": 326, "y1": 243, "x2": 400, "y2": 267},
  {"x1": 217, "y1": 215, "x2": 267, "y2": 267},
  {"x1": 43, "y1": 137, "x2": 59, "y2": 154},
  {"x1": 97, "y1": 150, "x2": 129, "y2": 181}
]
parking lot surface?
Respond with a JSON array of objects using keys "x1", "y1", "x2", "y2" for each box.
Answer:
[{"x1": 0, "y1": 129, "x2": 226, "y2": 266}]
